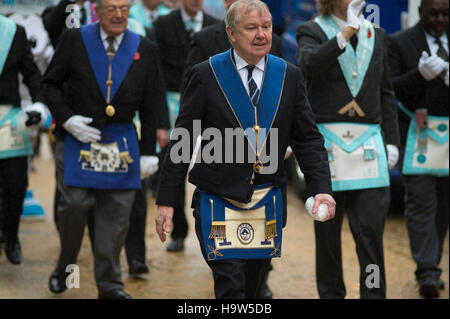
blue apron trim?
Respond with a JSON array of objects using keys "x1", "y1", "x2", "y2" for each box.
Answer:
[
  {"x1": 315, "y1": 16, "x2": 375, "y2": 98},
  {"x1": 81, "y1": 23, "x2": 141, "y2": 102},
  {"x1": 63, "y1": 123, "x2": 141, "y2": 189},
  {"x1": 0, "y1": 15, "x2": 17, "y2": 76},
  {"x1": 199, "y1": 187, "x2": 283, "y2": 261},
  {"x1": 318, "y1": 123, "x2": 379, "y2": 153},
  {"x1": 0, "y1": 106, "x2": 33, "y2": 159},
  {"x1": 209, "y1": 50, "x2": 286, "y2": 154}
]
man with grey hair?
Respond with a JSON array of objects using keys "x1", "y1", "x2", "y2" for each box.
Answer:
[
  {"x1": 156, "y1": 0, "x2": 335, "y2": 299},
  {"x1": 43, "y1": 0, "x2": 167, "y2": 299}
]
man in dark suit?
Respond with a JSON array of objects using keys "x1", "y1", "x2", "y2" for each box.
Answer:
[
  {"x1": 42, "y1": 0, "x2": 167, "y2": 299},
  {"x1": 388, "y1": 0, "x2": 449, "y2": 299},
  {"x1": 182, "y1": 0, "x2": 283, "y2": 89},
  {"x1": 154, "y1": 0, "x2": 220, "y2": 252},
  {"x1": 0, "y1": 14, "x2": 49, "y2": 265},
  {"x1": 182, "y1": 0, "x2": 283, "y2": 299},
  {"x1": 155, "y1": 0, "x2": 335, "y2": 299},
  {"x1": 296, "y1": 0, "x2": 400, "y2": 298}
]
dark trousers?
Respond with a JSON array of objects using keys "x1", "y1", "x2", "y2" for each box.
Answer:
[
  {"x1": 403, "y1": 175, "x2": 449, "y2": 282},
  {"x1": 314, "y1": 187, "x2": 390, "y2": 299},
  {"x1": 0, "y1": 156, "x2": 28, "y2": 240},
  {"x1": 193, "y1": 205, "x2": 270, "y2": 299},
  {"x1": 125, "y1": 183, "x2": 147, "y2": 264},
  {"x1": 54, "y1": 141, "x2": 134, "y2": 293}
]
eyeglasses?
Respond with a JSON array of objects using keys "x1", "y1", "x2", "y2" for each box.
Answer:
[{"x1": 103, "y1": 5, "x2": 130, "y2": 16}]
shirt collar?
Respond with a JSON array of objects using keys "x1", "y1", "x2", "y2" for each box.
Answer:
[
  {"x1": 233, "y1": 49, "x2": 266, "y2": 73},
  {"x1": 180, "y1": 6, "x2": 203, "y2": 25},
  {"x1": 100, "y1": 26, "x2": 125, "y2": 46},
  {"x1": 424, "y1": 30, "x2": 448, "y2": 45}
]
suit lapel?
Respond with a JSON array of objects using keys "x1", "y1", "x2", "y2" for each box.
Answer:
[
  {"x1": 216, "y1": 23, "x2": 230, "y2": 53},
  {"x1": 410, "y1": 22, "x2": 431, "y2": 55}
]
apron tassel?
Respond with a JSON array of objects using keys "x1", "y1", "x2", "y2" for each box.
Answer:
[
  {"x1": 78, "y1": 150, "x2": 91, "y2": 163},
  {"x1": 209, "y1": 222, "x2": 226, "y2": 239},
  {"x1": 119, "y1": 151, "x2": 134, "y2": 164},
  {"x1": 265, "y1": 219, "x2": 278, "y2": 240}
]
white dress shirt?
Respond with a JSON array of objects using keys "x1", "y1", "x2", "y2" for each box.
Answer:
[
  {"x1": 99, "y1": 27, "x2": 124, "y2": 52},
  {"x1": 233, "y1": 50, "x2": 265, "y2": 95},
  {"x1": 424, "y1": 31, "x2": 449, "y2": 56},
  {"x1": 142, "y1": 5, "x2": 159, "y2": 24},
  {"x1": 180, "y1": 6, "x2": 204, "y2": 33}
]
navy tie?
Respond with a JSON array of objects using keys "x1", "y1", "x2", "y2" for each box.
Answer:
[{"x1": 246, "y1": 65, "x2": 260, "y2": 107}]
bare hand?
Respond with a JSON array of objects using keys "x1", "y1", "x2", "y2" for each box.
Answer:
[
  {"x1": 155, "y1": 205, "x2": 174, "y2": 242},
  {"x1": 157, "y1": 129, "x2": 169, "y2": 149},
  {"x1": 312, "y1": 193, "x2": 336, "y2": 219}
]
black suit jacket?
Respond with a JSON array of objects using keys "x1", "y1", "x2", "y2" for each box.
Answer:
[
  {"x1": 0, "y1": 24, "x2": 43, "y2": 106},
  {"x1": 42, "y1": 28, "x2": 169, "y2": 155},
  {"x1": 156, "y1": 55, "x2": 332, "y2": 225},
  {"x1": 182, "y1": 21, "x2": 284, "y2": 89},
  {"x1": 388, "y1": 22, "x2": 449, "y2": 145},
  {"x1": 296, "y1": 21, "x2": 400, "y2": 146},
  {"x1": 154, "y1": 9, "x2": 220, "y2": 92},
  {"x1": 43, "y1": 0, "x2": 78, "y2": 47}
]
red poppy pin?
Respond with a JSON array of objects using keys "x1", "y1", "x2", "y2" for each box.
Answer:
[
  {"x1": 368, "y1": 29, "x2": 372, "y2": 39},
  {"x1": 134, "y1": 52, "x2": 140, "y2": 61}
]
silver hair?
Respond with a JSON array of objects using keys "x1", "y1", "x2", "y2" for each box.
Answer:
[
  {"x1": 93, "y1": 0, "x2": 132, "y2": 11},
  {"x1": 226, "y1": 0, "x2": 272, "y2": 30}
]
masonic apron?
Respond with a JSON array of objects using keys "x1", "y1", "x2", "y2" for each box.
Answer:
[
  {"x1": 314, "y1": 16, "x2": 390, "y2": 191},
  {"x1": 198, "y1": 50, "x2": 286, "y2": 261},
  {"x1": 63, "y1": 23, "x2": 141, "y2": 190}
]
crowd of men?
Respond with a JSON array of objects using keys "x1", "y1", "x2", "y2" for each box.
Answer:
[{"x1": 0, "y1": 0, "x2": 448, "y2": 300}]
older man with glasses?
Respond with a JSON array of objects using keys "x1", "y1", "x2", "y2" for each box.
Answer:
[{"x1": 42, "y1": 0, "x2": 167, "y2": 299}]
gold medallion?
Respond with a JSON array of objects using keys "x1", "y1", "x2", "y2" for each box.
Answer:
[
  {"x1": 106, "y1": 105, "x2": 115, "y2": 117},
  {"x1": 253, "y1": 160, "x2": 263, "y2": 174}
]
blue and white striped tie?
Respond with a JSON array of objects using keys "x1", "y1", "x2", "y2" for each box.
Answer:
[{"x1": 246, "y1": 65, "x2": 260, "y2": 107}]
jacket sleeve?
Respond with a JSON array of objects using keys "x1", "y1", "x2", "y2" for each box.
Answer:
[
  {"x1": 156, "y1": 65, "x2": 206, "y2": 207},
  {"x1": 290, "y1": 67, "x2": 332, "y2": 196},
  {"x1": 41, "y1": 29, "x2": 75, "y2": 129},
  {"x1": 296, "y1": 22, "x2": 345, "y2": 78}
]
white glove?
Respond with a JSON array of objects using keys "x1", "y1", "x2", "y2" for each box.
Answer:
[
  {"x1": 386, "y1": 144, "x2": 399, "y2": 170},
  {"x1": 62, "y1": 115, "x2": 101, "y2": 143},
  {"x1": 305, "y1": 196, "x2": 331, "y2": 222},
  {"x1": 445, "y1": 70, "x2": 449, "y2": 87},
  {"x1": 140, "y1": 155, "x2": 159, "y2": 179},
  {"x1": 346, "y1": 0, "x2": 366, "y2": 30},
  {"x1": 418, "y1": 51, "x2": 448, "y2": 81},
  {"x1": 23, "y1": 102, "x2": 50, "y2": 127}
]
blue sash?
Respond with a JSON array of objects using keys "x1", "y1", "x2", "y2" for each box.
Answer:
[
  {"x1": 314, "y1": 16, "x2": 375, "y2": 98},
  {"x1": 0, "y1": 105, "x2": 33, "y2": 159},
  {"x1": 209, "y1": 50, "x2": 286, "y2": 155},
  {"x1": 200, "y1": 185, "x2": 283, "y2": 261},
  {"x1": 0, "y1": 15, "x2": 17, "y2": 76},
  {"x1": 81, "y1": 23, "x2": 140, "y2": 102},
  {"x1": 398, "y1": 103, "x2": 449, "y2": 176},
  {"x1": 64, "y1": 123, "x2": 141, "y2": 189}
]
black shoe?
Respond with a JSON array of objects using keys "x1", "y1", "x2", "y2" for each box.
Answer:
[
  {"x1": 129, "y1": 260, "x2": 149, "y2": 276},
  {"x1": 166, "y1": 238, "x2": 184, "y2": 252},
  {"x1": 49, "y1": 270, "x2": 68, "y2": 294},
  {"x1": 419, "y1": 278, "x2": 440, "y2": 299},
  {"x1": 98, "y1": 289, "x2": 132, "y2": 299},
  {"x1": 439, "y1": 279, "x2": 445, "y2": 290},
  {"x1": 258, "y1": 283, "x2": 273, "y2": 299},
  {"x1": 5, "y1": 239, "x2": 22, "y2": 265}
]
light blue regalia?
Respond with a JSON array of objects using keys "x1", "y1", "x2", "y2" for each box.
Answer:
[
  {"x1": 0, "y1": 15, "x2": 33, "y2": 160},
  {"x1": 398, "y1": 103, "x2": 449, "y2": 176},
  {"x1": 199, "y1": 50, "x2": 286, "y2": 261},
  {"x1": 129, "y1": 2, "x2": 171, "y2": 29},
  {"x1": 63, "y1": 23, "x2": 142, "y2": 190},
  {"x1": 314, "y1": 16, "x2": 390, "y2": 192}
]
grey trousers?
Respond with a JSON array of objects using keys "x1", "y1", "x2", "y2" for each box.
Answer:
[{"x1": 54, "y1": 141, "x2": 135, "y2": 293}]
